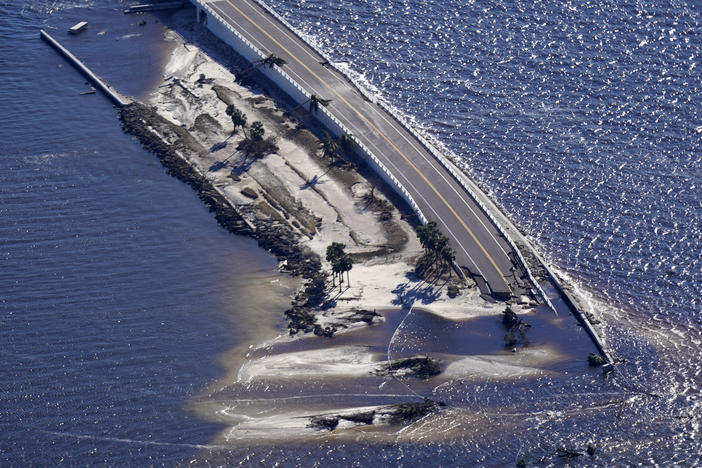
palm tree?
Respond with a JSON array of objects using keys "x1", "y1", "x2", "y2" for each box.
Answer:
[
  {"x1": 236, "y1": 53, "x2": 286, "y2": 82},
  {"x1": 416, "y1": 221, "x2": 440, "y2": 256},
  {"x1": 319, "y1": 132, "x2": 340, "y2": 163},
  {"x1": 337, "y1": 254, "x2": 353, "y2": 287},
  {"x1": 416, "y1": 221, "x2": 453, "y2": 272},
  {"x1": 307, "y1": 94, "x2": 331, "y2": 113},
  {"x1": 440, "y1": 245, "x2": 456, "y2": 276},
  {"x1": 230, "y1": 108, "x2": 247, "y2": 136},
  {"x1": 289, "y1": 95, "x2": 332, "y2": 120},
  {"x1": 339, "y1": 133, "x2": 354, "y2": 151},
  {"x1": 326, "y1": 242, "x2": 346, "y2": 286},
  {"x1": 257, "y1": 53, "x2": 286, "y2": 68}
]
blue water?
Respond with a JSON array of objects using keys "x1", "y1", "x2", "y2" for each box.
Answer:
[
  {"x1": 260, "y1": 0, "x2": 702, "y2": 463},
  {"x1": 0, "y1": 1, "x2": 292, "y2": 465},
  {"x1": 1, "y1": 0, "x2": 700, "y2": 466}
]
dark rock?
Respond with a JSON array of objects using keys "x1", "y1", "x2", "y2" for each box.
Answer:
[
  {"x1": 307, "y1": 401, "x2": 443, "y2": 431},
  {"x1": 118, "y1": 103, "x2": 252, "y2": 238},
  {"x1": 557, "y1": 448, "x2": 584, "y2": 458},
  {"x1": 308, "y1": 416, "x2": 339, "y2": 431},
  {"x1": 375, "y1": 355, "x2": 441, "y2": 378},
  {"x1": 385, "y1": 399, "x2": 444, "y2": 425},
  {"x1": 313, "y1": 324, "x2": 336, "y2": 337},
  {"x1": 118, "y1": 102, "x2": 328, "y2": 335},
  {"x1": 502, "y1": 306, "x2": 531, "y2": 347},
  {"x1": 339, "y1": 411, "x2": 375, "y2": 425},
  {"x1": 502, "y1": 306, "x2": 520, "y2": 327},
  {"x1": 349, "y1": 308, "x2": 381, "y2": 325}
]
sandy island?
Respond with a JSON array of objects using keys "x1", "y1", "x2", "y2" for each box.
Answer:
[{"x1": 117, "y1": 12, "x2": 595, "y2": 441}]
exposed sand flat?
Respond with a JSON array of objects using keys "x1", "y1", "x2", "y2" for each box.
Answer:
[
  {"x1": 237, "y1": 346, "x2": 378, "y2": 381},
  {"x1": 148, "y1": 25, "x2": 510, "y2": 337},
  {"x1": 443, "y1": 349, "x2": 561, "y2": 380},
  {"x1": 218, "y1": 404, "x2": 397, "y2": 442},
  {"x1": 155, "y1": 40, "x2": 408, "y2": 258}
]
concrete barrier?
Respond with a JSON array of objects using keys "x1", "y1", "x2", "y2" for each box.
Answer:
[{"x1": 40, "y1": 30, "x2": 131, "y2": 107}]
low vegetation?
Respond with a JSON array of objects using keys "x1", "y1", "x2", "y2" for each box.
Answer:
[{"x1": 226, "y1": 103, "x2": 278, "y2": 159}]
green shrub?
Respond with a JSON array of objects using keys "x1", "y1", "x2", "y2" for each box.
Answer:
[{"x1": 588, "y1": 352, "x2": 607, "y2": 366}]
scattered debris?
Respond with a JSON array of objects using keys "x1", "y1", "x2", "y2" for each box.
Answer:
[
  {"x1": 588, "y1": 352, "x2": 607, "y2": 367},
  {"x1": 374, "y1": 355, "x2": 441, "y2": 378},
  {"x1": 557, "y1": 447, "x2": 584, "y2": 458},
  {"x1": 308, "y1": 415, "x2": 339, "y2": 431},
  {"x1": 383, "y1": 399, "x2": 445, "y2": 425},
  {"x1": 307, "y1": 400, "x2": 444, "y2": 431},
  {"x1": 240, "y1": 187, "x2": 258, "y2": 199},
  {"x1": 68, "y1": 21, "x2": 87, "y2": 35},
  {"x1": 502, "y1": 306, "x2": 531, "y2": 347}
]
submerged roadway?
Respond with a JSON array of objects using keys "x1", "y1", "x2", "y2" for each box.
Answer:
[{"x1": 204, "y1": 0, "x2": 523, "y2": 299}]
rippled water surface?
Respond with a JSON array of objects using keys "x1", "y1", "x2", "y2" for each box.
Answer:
[
  {"x1": 2, "y1": 0, "x2": 700, "y2": 466},
  {"x1": 1, "y1": 1, "x2": 293, "y2": 465}
]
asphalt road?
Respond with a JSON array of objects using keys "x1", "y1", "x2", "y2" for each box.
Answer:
[{"x1": 207, "y1": 0, "x2": 521, "y2": 298}]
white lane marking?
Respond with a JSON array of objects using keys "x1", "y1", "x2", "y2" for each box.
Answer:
[{"x1": 364, "y1": 106, "x2": 512, "y2": 259}]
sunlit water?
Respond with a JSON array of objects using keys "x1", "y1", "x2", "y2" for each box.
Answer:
[{"x1": 1, "y1": 0, "x2": 700, "y2": 466}]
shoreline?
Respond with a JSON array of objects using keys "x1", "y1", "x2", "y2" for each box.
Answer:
[{"x1": 114, "y1": 9, "x2": 609, "y2": 439}]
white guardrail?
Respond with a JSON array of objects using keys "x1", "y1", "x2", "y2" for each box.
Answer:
[{"x1": 196, "y1": 0, "x2": 555, "y2": 308}]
